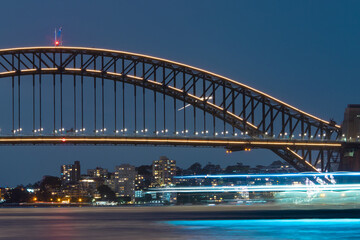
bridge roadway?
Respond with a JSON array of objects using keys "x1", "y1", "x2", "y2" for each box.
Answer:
[{"x1": 0, "y1": 136, "x2": 343, "y2": 150}]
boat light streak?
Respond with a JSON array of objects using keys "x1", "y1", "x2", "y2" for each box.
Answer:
[
  {"x1": 174, "y1": 172, "x2": 360, "y2": 179},
  {"x1": 150, "y1": 183, "x2": 360, "y2": 193}
]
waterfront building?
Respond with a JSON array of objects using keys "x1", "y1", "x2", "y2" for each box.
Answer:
[
  {"x1": 114, "y1": 164, "x2": 136, "y2": 201},
  {"x1": 79, "y1": 176, "x2": 98, "y2": 197},
  {"x1": 152, "y1": 156, "x2": 176, "y2": 187},
  {"x1": 60, "y1": 161, "x2": 81, "y2": 184},
  {"x1": 61, "y1": 183, "x2": 87, "y2": 202}
]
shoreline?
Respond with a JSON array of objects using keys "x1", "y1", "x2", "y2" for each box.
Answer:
[{"x1": 1, "y1": 205, "x2": 360, "y2": 220}]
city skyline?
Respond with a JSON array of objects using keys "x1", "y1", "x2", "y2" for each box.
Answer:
[
  {"x1": 0, "y1": 155, "x2": 298, "y2": 206},
  {"x1": 0, "y1": 1, "x2": 359, "y2": 187},
  {"x1": 3, "y1": 156, "x2": 292, "y2": 188}
]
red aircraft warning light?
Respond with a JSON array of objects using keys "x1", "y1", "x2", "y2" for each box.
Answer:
[{"x1": 62, "y1": 138, "x2": 66, "y2": 142}]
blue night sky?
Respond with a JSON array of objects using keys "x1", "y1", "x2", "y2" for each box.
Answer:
[{"x1": 0, "y1": 0, "x2": 359, "y2": 186}]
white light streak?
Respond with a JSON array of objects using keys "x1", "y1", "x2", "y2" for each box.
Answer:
[{"x1": 150, "y1": 183, "x2": 360, "y2": 193}]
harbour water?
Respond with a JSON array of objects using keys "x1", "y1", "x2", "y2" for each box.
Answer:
[
  {"x1": 1, "y1": 206, "x2": 360, "y2": 239},
  {"x1": 166, "y1": 219, "x2": 360, "y2": 240}
]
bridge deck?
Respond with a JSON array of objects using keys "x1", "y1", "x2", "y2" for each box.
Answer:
[{"x1": 0, "y1": 136, "x2": 344, "y2": 150}]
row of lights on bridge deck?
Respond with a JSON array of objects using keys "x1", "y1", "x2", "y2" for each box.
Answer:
[
  {"x1": 341, "y1": 134, "x2": 360, "y2": 141},
  {"x1": 114, "y1": 128, "x2": 128, "y2": 133},
  {"x1": 14, "y1": 128, "x2": 88, "y2": 134},
  {"x1": 135, "y1": 129, "x2": 148, "y2": 134},
  {"x1": 214, "y1": 131, "x2": 249, "y2": 136},
  {"x1": 276, "y1": 132, "x2": 329, "y2": 139},
  {"x1": 10, "y1": 127, "x2": 356, "y2": 140},
  {"x1": 194, "y1": 130, "x2": 210, "y2": 135},
  {"x1": 341, "y1": 134, "x2": 360, "y2": 139},
  {"x1": 55, "y1": 128, "x2": 87, "y2": 134},
  {"x1": 159, "y1": 130, "x2": 242, "y2": 136},
  {"x1": 9, "y1": 127, "x2": 249, "y2": 136},
  {"x1": 55, "y1": 128, "x2": 65, "y2": 133},
  {"x1": 34, "y1": 128, "x2": 44, "y2": 133},
  {"x1": 156, "y1": 129, "x2": 168, "y2": 135},
  {"x1": 54, "y1": 128, "x2": 86, "y2": 134},
  {"x1": 13, "y1": 128, "x2": 23, "y2": 133},
  {"x1": 95, "y1": 128, "x2": 107, "y2": 133}
]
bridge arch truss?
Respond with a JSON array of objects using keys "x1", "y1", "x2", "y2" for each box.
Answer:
[{"x1": 0, "y1": 47, "x2": 342, "y2": 171}]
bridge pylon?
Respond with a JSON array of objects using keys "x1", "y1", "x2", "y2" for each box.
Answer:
[{"x1": 340, "y1": 105, "x2": 360, "y2": 171}]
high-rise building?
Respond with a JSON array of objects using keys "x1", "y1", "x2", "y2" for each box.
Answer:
[
  {"x1": 114, "y1": 164, "x2": 136, "y2": 201},
  {"x1": 87, "y1": 167, "x2": 108, "y2": 178},
  {"x1": 152, "y1": 156, "x2": 176, "y2": 187},
  {"x1": 135, "y1": 174, "x2": 145, "y2": 190},
  {"x1": 60, "y1": 161, "x2": 81, "y2": 184}
]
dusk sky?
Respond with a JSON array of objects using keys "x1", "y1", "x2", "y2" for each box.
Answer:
[{"x1": 0, "y1": 0, "x2": 359, "y2": 186}]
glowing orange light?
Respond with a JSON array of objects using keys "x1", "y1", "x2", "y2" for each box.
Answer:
[{"x1": 62, "y1": 138, "x2": 66, "y2": 142}]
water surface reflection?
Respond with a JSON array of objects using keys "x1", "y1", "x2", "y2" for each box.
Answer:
[
  {"x1": 167, "y1": 219, "x2": 360, "y2": 240},
  {"x1": 1, "y1": 207, "x2": 360, "y2": 239}
]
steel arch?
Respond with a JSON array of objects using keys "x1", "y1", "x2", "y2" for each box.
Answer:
[{"x1": 0, "y1": 46, "x2": 342, "y2": 172}]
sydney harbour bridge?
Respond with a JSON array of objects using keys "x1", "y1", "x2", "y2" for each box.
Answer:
[{"x1": 0, "y1": 46, "x2": 357, "y2": 172}]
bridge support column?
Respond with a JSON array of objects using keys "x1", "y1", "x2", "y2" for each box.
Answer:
[
  {"x1": 339, "y1": 104, "x2": 360, "y2": 171},
  {"x1": 340, "y1": 147, "x2": 360, "y2": 171}
]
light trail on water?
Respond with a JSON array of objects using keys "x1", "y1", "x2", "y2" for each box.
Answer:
[
  {"x1": 174, "y1": 172, "x2": 360, "y2": 179},
  {"x1": 150, "y1": 184, "x2": 360, "y2": 193}
]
